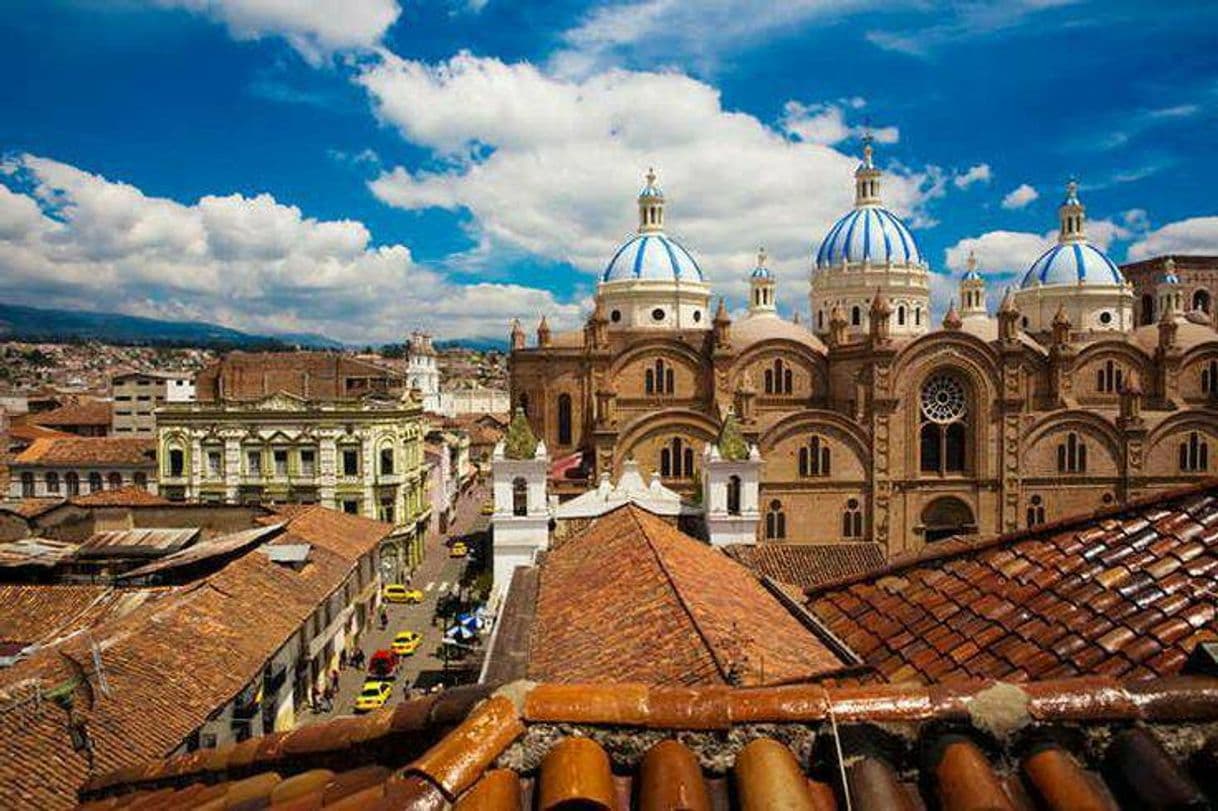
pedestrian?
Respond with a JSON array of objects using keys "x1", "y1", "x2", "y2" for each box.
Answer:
[
  {"x1": 310, "y1": 684, "x2": 320, "y2": 712},
  {"x1": 379, "y1": 608, "x2": 389, "y2": 629},
  {"x1": 339, "y1": 648, "x2": 348, "y2": 670},
  {"x1": 329, "y1": 669, "x2": 340, "y2": 695}
]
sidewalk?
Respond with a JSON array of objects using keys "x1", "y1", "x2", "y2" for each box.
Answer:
[{"x1": 298, "y1": 482, "x2": 488, "y2": 724}]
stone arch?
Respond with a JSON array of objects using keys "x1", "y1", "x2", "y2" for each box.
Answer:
[
  {"x1": 609, "y1": 338, "x2": 707, "y2": 401},
  {"x1": 1179, "y1": 345, "x2": 1218, "y2": 403},
  {"x1": 1023, "y1": 410, "x2": 1123, "y2": 478},
  {"x1": 614, "y1": 409, "x2": 720, "y2": 481},
  {"x1": 1147, "y1": 411, "x2": 1218, "y2": 475},
  {"x1": 760, "y1": 410, "x2": 871, "y2": 483},
  {"x1": 729, "y1": 340, "x2": 828, "y2": 400},
  {"x1": 920, "y1": 496, "x2": 976, "y2": 542},
  {"x1": 1074, "y1": 341, "x2": 1153, "y2": 400}
]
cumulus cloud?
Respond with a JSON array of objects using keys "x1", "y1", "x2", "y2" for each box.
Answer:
[
  {"x1": 358, "y1": 52, "x2": 941, "y2": 306},
  {"x1": 153, "y1": 0, "x2": 400, "y2": 63},
  {"x1": 0, "y1": 154, "x2": 579, "y2": 342},
  {"x1": 953, "y1": 163, "x2": 991, "y2": 189},
  {"x1": 780, "y1": 101, "x2": 899, "y2": 146},
  {"x1": 1001, "y1": 183, "x2": 1038, "y2": 209},
  {"x1": 1127, "y1": 216, "x2": 1218, "y2": 261}
]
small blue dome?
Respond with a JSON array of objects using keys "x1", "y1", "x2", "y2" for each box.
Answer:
[
  {"x1": 1019, "y1": 241, "x2": 1123, "y2": 289},
  {"x1": 962, "y1": 268, "x2": 983, "y2": 282},
  {"x1": 602, "y1": 233, "x2": 703, "y2": 283},
  {"x1": 750, "y1": 264, "x2": 772, "y2": 279},
  {"x1": 815, "y1": 206, "x2": 922, "y2": 269}
]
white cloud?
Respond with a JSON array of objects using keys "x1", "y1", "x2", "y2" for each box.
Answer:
[
  {"x1": 1001, "y1": 183, "x2": 1038, "y2": 209},
  {"x1": 358, "y1": 52, "x2": 940, "y2": 307},
  {"x1": 780, "y1": 101, "x2": 899, "y2": 146},
  {"x1": 152, "y1": 0, "x2": 400, "y2": 63},
  {"x1": 867, "y1": 0, "x2": 1081, "y2": 57},
  {"x1": 551, "y1": 0, "x2": 883, "y2": 75},
  {"x1": 0, "y1": 154, "x2": 579, "y2": 342},
  {"x1": 953, "y1": 163, "x2": 991, "y2": 189},
  {"x1": 1127, "y1": 216, "x2": 1218, "y2": 262}
]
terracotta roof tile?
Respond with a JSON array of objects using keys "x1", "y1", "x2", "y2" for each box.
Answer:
[
  {"x1": 14, "y1": 437, "x2": 155, "y2": 466},
  {"x1": 527, "y1": 505, "x2": 845, "y2": 686},
  {"x1": 70, "y1": 486, "x2": 167, "y2": 507},
  {"x1": 807, "y1": 482, "x2": 1218, "y2": 683},
  {"x1": 723, "y1": 541, "x2": 886, "y2": 588},
  {"x1": 27, "y1": 400, "x2": 112, "y2": 428},
  {"x1": 79, "y1": 676, "x2": 1218, "y2": 811}
]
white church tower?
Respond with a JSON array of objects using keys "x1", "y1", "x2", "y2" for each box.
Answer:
[
  {"x1": 700, "y1": 412, "x2": 762, "y2": 546},
  {"x1": 490, "y1": 410, "x2": 550, "y2": 602},
  {"x1": 406, "y1": 331, "x2": 441, "y2": 413}
]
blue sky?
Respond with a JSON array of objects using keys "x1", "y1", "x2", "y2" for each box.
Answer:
[{"x1": 1, "y1": 0, "x2": 1216, "y2": 341}]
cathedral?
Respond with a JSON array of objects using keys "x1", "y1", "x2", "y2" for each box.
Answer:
[{"x1": 508, "y1": 145, "x2": 1218, "y2": 555}]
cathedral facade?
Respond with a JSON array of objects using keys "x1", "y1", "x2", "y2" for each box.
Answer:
[{"x1": 509, "y1": 148, "x2": 1218, "y2": 555}]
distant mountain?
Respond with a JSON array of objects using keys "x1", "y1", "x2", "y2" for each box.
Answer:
[
  {"x1": 0, "y1": 303, "x2": 345, "y2": 349},
  {"x1": 435, "y1": 337, "x2": 509, "y2": 353}
]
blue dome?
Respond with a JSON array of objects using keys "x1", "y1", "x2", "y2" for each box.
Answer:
[
  {"x1": 1019, "y1": 241, "x2": 1123, "y2": 289},
  {"x1": 750, "y1": 264, "x2": 772, "y2": 279},
  {"x1": 962, "y1": 268, "x2": 983, "y2": 282},
  {"x1": 815, "y1": 206, "x2": 922, "y2": 269},
  {"x1": 602, "y1": 233, "x2": 703, "y2": 283}
]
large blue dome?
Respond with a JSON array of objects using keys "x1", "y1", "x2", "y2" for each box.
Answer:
[
  {"x1": 815, "y1": 206, "x2": 922, "y2": 269},
  {"x1": 1019, "y1": 241, "x2": 1122, "y2": 289},
  {"x1": 602, "y1": 233, "x2": 704, "y2": 283}
]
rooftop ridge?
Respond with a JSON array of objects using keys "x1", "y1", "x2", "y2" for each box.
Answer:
[{"x1": 805, "y1": 477, "x2": 1218, "y2": 597}]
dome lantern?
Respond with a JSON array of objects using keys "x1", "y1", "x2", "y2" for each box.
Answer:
[
  {"x1": 1058, "y1": 179, "x2": 1086, "y2": 244},
  {"x1": 748, "y1": 247, "x2": 777, "y2": 316},
  {"x1": 638, "y1": 168, "x2": 665, "y2": 234}
]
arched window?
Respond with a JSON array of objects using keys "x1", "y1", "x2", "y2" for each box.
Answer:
[
  {"x1": 107, "y1": 472, "x2": 122, "y2": 489},
  {"x1": 1057, "y1": 432, "x2": 1087, "y2": 473},
  {"x1": 1096, "y1": 360, "x2": 1123, "y2": 393},
  {"x1": 919, "y1": 374, "x2": 968, "y2": 475},
  {"x1": 88, "y1": 472, "x2": 103, "y2": 493},
  {"x1": 133, "y1": 473, "x2": 147, "y2": 490},
  {"x1": 915, "y1": 307, "x2": 922, "y2": 326},
  {"x1": 380, "y1": 447, "x2": 395, "y2": 476},
  {"x1": 20, "y1": 472, "x2": 34, "y2": 498},
  {"x1": 817, "y1": 310, "x2": 824, "y2": 330},
  {"x1": 168, "y1": 448, "x2": 184, "y2": 477},
  {"x1": 557, "y1": 394, "x2": 573, "y2": 445},
  {"x1": 1202, "y1": 360, "x2": 1218, "y2": 396},
  {"x1": 1026, "y1": 494, "x2": 1045, "y2": 528},
  {"x1": 65, "y1": 472, "x2": 80, "y2": 497},
  {"x1": 897, "y1": 305, "x2": 906, "y2": 326},
  {"x1": 851, "y1": 306, "x2": 861, "y2": 326},
  {"x1": 1195, "y1": 289, "x2": 1212, "y2": 314},
  {"x1": 1180, "y1": 431, "x2": 1209, "y2": 472},
  {"x1": 763, "y1": 368, "x2": 773, "y2": 395},
  {"x1": 46, "y1": 472, "x2": 60, "y2": 494},
  {"x1": 842, "y1": 498, "x2": 864, "y2": 538},
  {"x1": 1141, "y1": 294, "x2": 1155, "y2": 325},
  {"x1": 660, "y1": 437, "x2": 694, "y2": 478},
  {"x1": 645, "y1": 368, "x2": 655, "y2": 394},
  {"x1": 726, "y1": 475, "x2": 741, "y2": 516},
  {"x1": 512, "y1": 476, "x2": 528, "y2": 516},
  {"x1": 798, "y1": 436, "x2": 831, "y2": 477},
  {"x1": 765, "y1": 499, "x2": 786, "y2": 540}
]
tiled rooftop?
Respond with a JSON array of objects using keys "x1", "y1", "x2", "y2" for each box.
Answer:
[
  {"x1": 27, "y1": 400, "x2": 112, "y2": 428},
  {"x1": 528, "y1": 505, "x2": 846, "y2": 686},
  {"x1": 806, "y1": 481, "x2": 1218, "y2": 684},
  {"x1": 0, "y1": 507, "x2": 393, "y2": 810},
  {"x1": 14, "y1": 437, "x2": 156, "y2": 466},
  {"x1": 723, "y1": 541, "x2": 887, "y2": 588},
  {"x1": 70, "y1": 486, "x2": 168, "y2": 507},
  {"x1": 79, "y1": 675, "x2": 1218, "y2": 810}
]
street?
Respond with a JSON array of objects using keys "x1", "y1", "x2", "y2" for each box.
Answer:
[{"x1": 299, "y1": 482, "x2": 491, "y2": 725}]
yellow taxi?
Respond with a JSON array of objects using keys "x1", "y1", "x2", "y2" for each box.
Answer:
[
  {"x1": 353, "y1": 680, "x2": 393, "y2": 713},
  {"x1": 480, "y1": 501, "x2": 494, "y2": 515},
  {"x1": 391, "y1": 630, "x2": 423, "y2": 656},
  {"x1": 383, "y1": 584, "x2": 424, "y2": 604},
  {"x1": 449, "y1": 541, "x2": 468, "y2": 558}
]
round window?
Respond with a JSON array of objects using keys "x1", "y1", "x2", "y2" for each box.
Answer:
[
  {"x1": 920, "y1": 375, "x2": 967, "y2": 423},
  {"x1": 651, "y1": 308, "x2": 665, "y2": 322},
  {"x1": 693, "y1": 310, "x2": 702, "y2": 323},
  {"x1": 610, "y1": 309, "x2": 622, "y2": 323},
  {"x1": 1099, "y1": 311, "x2": 1113, "y2": 325},
  {"x1": 847, "y1": 498, "x2": 859, "y2": 509}
]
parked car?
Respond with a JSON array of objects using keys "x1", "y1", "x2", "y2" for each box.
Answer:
[
  {"x1": 354, "y1": 680, "x2": 393, "y2": 713},
  {"x1": 383, "y1": 584, "x2": 424, "y2": 604},
  {"x1": 449, "y1": 541, "x2": 468, "y2": 558},
  {"x1": 391, "y1": 630, "x2": 423, "y2": 656},
  {"x1": 368, "y1": 649, "x2": 400, "y2": 680}
]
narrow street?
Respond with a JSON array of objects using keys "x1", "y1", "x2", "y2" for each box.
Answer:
[{"x1": 300, "y1": 482, "x2": 491, "y2": 725}]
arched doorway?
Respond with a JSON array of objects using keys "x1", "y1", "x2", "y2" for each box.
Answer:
[{"x1": 921, "y1": 497, "x2": 976, "y2": 542}]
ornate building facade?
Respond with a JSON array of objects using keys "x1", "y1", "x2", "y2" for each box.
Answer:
[
  {"x1": 510, "y1": 150, "x2": 1218, "y2": 555},
  {"x1": 156, "y1": 353, "x2": 430, "y2": 577}
]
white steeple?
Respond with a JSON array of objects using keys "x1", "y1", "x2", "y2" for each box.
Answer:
[
  {"x1": 1058, "y1": 179, "x2": 1086, "y2": 244},
  {"x1": 854, "y1": 133, "x2": 882, "y2": 207},
  {"x1": 959, "y1": 251, "x2": 987, "y2": 318},
  {"x1": 638, "y1": 167, "x2": 665, "y2": 234},
  {"x1": 748, "y1": 247, "x2": 777, "y2": 316}
]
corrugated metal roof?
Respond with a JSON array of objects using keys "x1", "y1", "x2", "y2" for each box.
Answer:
[
  {"x1": 0, "y1": 538, "x2": 78, "y2": 568},
  {"x1": 263, "y1": 543, "x2": 311, "y2": 564},
  {"x1": 117, "y1": 524, "x2": 283, "y2": 579},
  {"x1": 78, "y1": 527, "x2": 200, "y2": 555}
]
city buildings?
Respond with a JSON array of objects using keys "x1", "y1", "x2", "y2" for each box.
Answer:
[
  {"x1": 111, "y1": 369, "x2": 195, "y2": 436},
  {"x1": 509, "y1": 159, "x2": 1218, "y2": 556},
  {"x1": 7, "y1": 436, "x2": 157, "y2": 499},
  {"x1": 406, "y1": 331, "x2": 511, "y2": 417},
  {"x1": 155, "y1": 352, "x2": 430, "y2": 579}
]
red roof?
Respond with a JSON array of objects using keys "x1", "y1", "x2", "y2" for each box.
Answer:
[
  {"x1": 807, "y1": 481, "x2": 1218, "y2": 684},
  {"x1": 529, "y1": 504, "x2": 845, "y2": 686},
  {"x1": 13, "y1": 437, "x2": 155, "y2": 466},
  {"x1": 27, "y1": 399, "x2": 111, "y2": 427},
  {"x1": 723, "y1": 542, "x2": 886, "y2": 588},
  {"x1": 71, "y1": 485, "x2": 167, "y2": 507}
]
